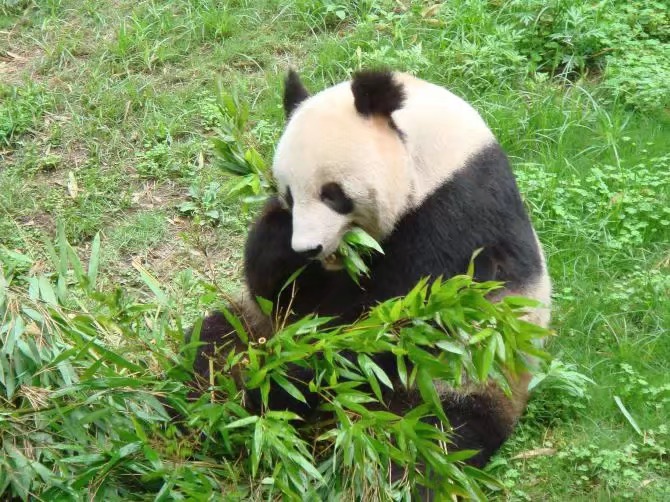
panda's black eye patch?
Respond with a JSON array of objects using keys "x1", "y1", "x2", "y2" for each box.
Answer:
[
  {"x1": 320, "y1": 182, "x2": 353, "y2": 214},
  {"x1": 284, "y1": 187, "x2": 294, "y2": 209}
]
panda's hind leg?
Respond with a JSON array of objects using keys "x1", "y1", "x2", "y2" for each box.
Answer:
[{"x1": 439, "y1": 373, "x2": 531, "y2": 467}]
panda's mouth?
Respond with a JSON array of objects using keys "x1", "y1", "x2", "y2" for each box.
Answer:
[{"x1": 321, "y1": 252, "x2": 344, "y2": 271}]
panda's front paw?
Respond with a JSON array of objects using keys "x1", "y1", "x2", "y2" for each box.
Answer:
[{"x1": 244, "y1": 196, "x2": 308, "y2": 304}]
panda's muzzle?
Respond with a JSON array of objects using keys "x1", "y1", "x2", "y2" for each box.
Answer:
[
  {"x1": 290, "y1": 203, "x2": 350, "y2": 267},
  {"x1": 296, "y1": 246, "x2": 342, "y2": 270}
]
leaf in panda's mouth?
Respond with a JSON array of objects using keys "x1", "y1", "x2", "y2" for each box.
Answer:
[{"x1": 337, "y1": 228, "x2": 385, "y2": 285}]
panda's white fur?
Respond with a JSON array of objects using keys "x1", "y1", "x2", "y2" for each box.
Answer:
[{"x1": 522, "y1": 231, "x2": 552, "y2": 330}]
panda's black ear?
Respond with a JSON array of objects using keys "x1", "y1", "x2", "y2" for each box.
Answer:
[
  {"x1": 351, "y1": 70, "x2": 405, "y2": 118},
  {"x1": 283, "y1": 69, "x2": 310, "y2": 118}
]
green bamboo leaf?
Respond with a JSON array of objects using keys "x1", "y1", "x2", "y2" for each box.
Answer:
[
  {"x1": 224, "y1": 415, "x2": 259, "y2": 429},
  {"x1": 359, "y1": 354, "x2": 394, "y2": 390},
  {"x1": 468, "y1": 327, "x2": 495, "y2": 345},
  {"x1": 38, "y1": 276, "x2": 58, "y2": 306},
  {"x1": 221, "y1": 306, "x2": 249, "y2": 344},
  {"x1": 435, "y1": 340, "x2": 465, "y2": 355},
  {"x1": 397, "y1": 354, "x2": 408, "y2": 389},
  {"x1": 251, "y1": 418, "x2": 264, "y2": 477},
  {"x1": 416, "y1": 368, "x2": 448, "y2": 424},
  {"x1": 285, "y1": 450, "x2": 323, "y2": 483},
  {"x1": 58, "y1": 453, "x2": 106, "y2": 464},
  {"x1": 502, "y1": 295, "x2": 541, "y2": 308},
  {"x1": 494, "y1": 331, "x2": 506, "y2": 362},
  {"x1": 462, "y1": 465, "x2": 504, "y2": 490},
  {"x1": 467, "y1": 247, "x2": 485, "y2": 277},
  {"x1": 132, "y1": 261, "x2": 169, "y2": 306},
  {"x1": 271, "y1": 373, "x2": 307, "y2": 404},
  {"x1": 255, "y1": 296, "x2": 274, "y2": 316},
  {"x1": 359, "y1": 361, "x2": 383, "y2": 401},
  {"x1": 56, "y1": 220, "x2": 69, "y2": 277},
  {"x1": 2, "y1": 316, "x2": 23, "y2": 355},
  {"x1": 265, "y1": 411, "x2": 302, "y2": 421},
  {"x1": 246, "y1": 367, "x2": 268, "y2": 389},
  {"x1": 342, "y1": 227, "x2": 384, "y2": 254},
  {"x1": 66, "y1": 243, "x2": 86, "y2": 284},
  {"x1": 279, "y1": 265, "x2": 306, "y2": 294},
  {"x1": 478, "y1": 337, "x2": 497, "y2": 382},
  {"x1": 341, "y1": 245, "x2": 369, "y2": 283}
]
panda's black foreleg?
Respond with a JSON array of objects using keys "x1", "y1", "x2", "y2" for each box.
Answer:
[
  {"x1": 185, "y1": 196, "x2": 334, "y2": 418},
  {"x1": 189, "y1": 310, "x2": 247, "y2": 391},
  {"x1": 244, "y1": 194, "x2": 346, "y2": 323},
  {"x1": 244, "y1": 195, "x2": 310, "y2": 309}
]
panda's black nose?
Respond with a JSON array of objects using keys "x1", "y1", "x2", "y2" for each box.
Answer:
[{"x1": 296, "y1": 245, "x2": 323, "y2": 259}]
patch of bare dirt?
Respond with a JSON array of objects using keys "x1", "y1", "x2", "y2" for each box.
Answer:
[
  {"x1": 130, "y1": 180, "x2": 185, "y2": 212},
  {"x1": 18, "y1": 212, "x2": 56, "y2": 234},
  {"x1": 105, "y1": 213, "x2": 246, "y2": 297},
  {"x1": 28, "y1": 141, "x2": 88, "y2": 196},
  {"x1": 0, "y1": 44, "x2": 41, "y2": 85},
  {"x1": 143, "y1": 217, "x2": 244, "y2": 285}
]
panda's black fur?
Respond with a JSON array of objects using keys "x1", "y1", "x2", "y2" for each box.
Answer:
[{"x1": 188, "y1": 70, "x2": 545, "y2": 474}]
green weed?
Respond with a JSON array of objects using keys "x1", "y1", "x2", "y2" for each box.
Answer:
[
  {"x1": 0, "y1": 83, "x2": 52, "y2": 146},
  {"x1": 107, "y1": 210, "x2": 169, "y2": 255},
  {"x1": 178, "y1": 180, "x2": 231, "y2": 226}
]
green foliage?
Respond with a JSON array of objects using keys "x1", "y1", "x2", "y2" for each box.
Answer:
[
  {"x1": 135, "y1": 140, "x2": 181, "y2": 180},
  {"x1": 294, "y1": 0, "x2": 380, "y2": 32},
  {"x1": 208, "y1": 86, "x2": 274, "y2": 208},
  {"x1": 528, "y1": 359, "x2": 594, "y2": 400},
  {"x1": 339, "y1": 226, "x2": 385, "y2": 283},
  {"x1": 0, "y1": 0, "x2": 34, "y2": 16},
  {"x1": 515, "y1": 153, "x2": 670, "y2": 249},
  {"x1": 107, "y1": 0, "x2": 237, "y2": 71},
  {"x1": 508, "y1": 0, "x2": 613, "y2": 76},
  {"x1": 0, "y1": 232, "x2": 554, "y2": 500},
  {"x1": 494, "y1": 433, "x2": 669, "y2": 501},
  {"x1": 556, "y1": 439, "x2": 668, "y2": 497},
  {"x1": 491, "y1": 351, "x2": 669, "y2": 500},
  {"x1": 303, "y1": 0, "x2": 669, "y2": 109},
  {"x1": 106, "y1": 210, "x2": 169, "y2": 255},
  {"x1": 605, "y1": 38, "x2": 670, "y2": 110},
  {"x1": 503, "y1": 0, "x2": 670, "y2": 108}
]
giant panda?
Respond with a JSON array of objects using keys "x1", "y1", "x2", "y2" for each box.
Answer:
[{"x1": 190, "y1": 69, "x2": 552, "y2": 471}]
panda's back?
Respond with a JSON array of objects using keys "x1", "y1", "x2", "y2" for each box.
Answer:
[
  {"x1": 390, "y1": 73, "x2": 498, "y2": 202},
  {"x1": 360, "y1": 74, "x2": 551, "y2": 322}
]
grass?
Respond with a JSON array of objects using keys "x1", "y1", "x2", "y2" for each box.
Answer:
[{"x1": 1, "y1": 0, "x2": 669, "y2": 500}]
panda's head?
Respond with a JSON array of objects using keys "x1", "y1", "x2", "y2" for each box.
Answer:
[{"x1": 273, "y1": 70, "x2": 414, "y2": 266}]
